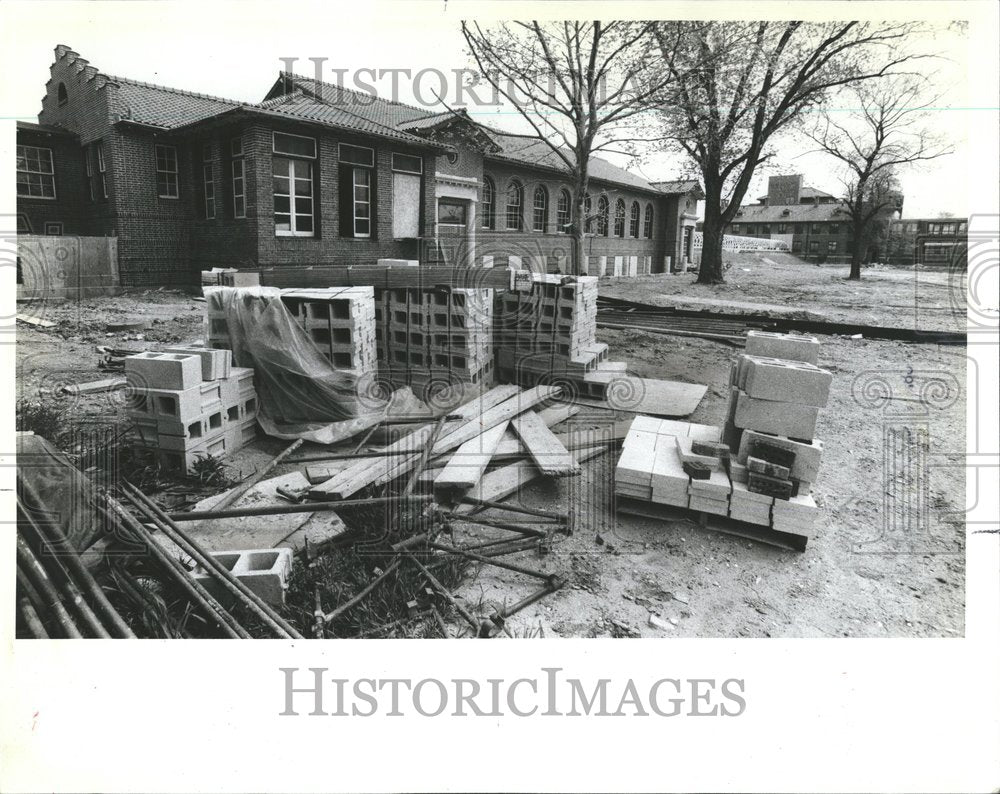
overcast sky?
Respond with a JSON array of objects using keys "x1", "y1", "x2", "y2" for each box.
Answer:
[{"x1": 1, "y1": 1, "x2": 973, "y2": 218}]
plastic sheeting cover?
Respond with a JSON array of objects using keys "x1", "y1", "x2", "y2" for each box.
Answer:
[{"x1": 206, "y1": 286, "x2": 391, "y2": 445}]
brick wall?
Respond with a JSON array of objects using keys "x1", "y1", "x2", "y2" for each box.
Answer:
[{"x1": 477, "y1": 160, "x2": 669, "y2": 268}]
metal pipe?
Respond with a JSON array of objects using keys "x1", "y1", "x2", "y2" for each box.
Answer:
[
  {"x1": 441, "y1": 514, "x2": 548, "y2": 538},
  {"x1": 121, "y1": 484, "x2": 301, "y2": 639},
  {"x1": 406, "y1": 552, "x2": 479, "y2": 633},
  {"x1": 18, "y1": 506, "x2": 135, "y2": 638},
  {"x1": 15, "y1": 546, "x2": 83, "y2": 638},
  {"x1": 17, "y1": 534, "x2": 110, "y2": 638},
  {"x1": 18, "y1": 596, "x2": 50, "y2": 638},
  {"x1": 457, "y1": 497, "x2": 567, "y2": 521},
  {"x1": 323, "y1": 558, "x2": 402, "y2": 625},
  {"x1": 426, "y1": 541, "x2": 552, "y2": 582},
  {"x1": 168, "y1": 494, "x2": 432, "y2": 521},
  {"x1": 103, "y1": 498, "x2": 247, "y2": 639}
]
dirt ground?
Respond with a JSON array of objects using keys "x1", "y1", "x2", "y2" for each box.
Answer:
[
  {"x1": 601, "y1": 252, "x2": 967, "y2": 332},
  {"x1": 14, "y1": 259, "x2": 967, "y2": 638}
]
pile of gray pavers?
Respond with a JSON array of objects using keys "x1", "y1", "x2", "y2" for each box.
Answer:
[
  {"x1": 615, "y1": 330, "x2": 831, "y2": 540},
  {"x1": 494, "y1": 273, "x2": 626, "y2": 399},
  {"x1": 126, "y1": 347, "x2": 257, "y2": 474}
]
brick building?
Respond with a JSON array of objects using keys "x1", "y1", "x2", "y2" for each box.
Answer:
[
  {"x1": 885, "y1": 217, "x2": 969, "y2": 267},
  {"x1": 16, "y1": 45, "x2": 702, "y2": 287},
  {"x1": 723, "y1": 174, "x2": 904, "y2": 264}
]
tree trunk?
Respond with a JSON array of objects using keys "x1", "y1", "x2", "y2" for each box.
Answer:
[
  {"x1": 848, "y1": 216, "x2": 863, "y2": 280},
  {"x1": 698, "y1": 178, "x2": 725, "y2": 283},
  {"x1": 572, "y1": 169, "x2": 590, "y2": 276}
]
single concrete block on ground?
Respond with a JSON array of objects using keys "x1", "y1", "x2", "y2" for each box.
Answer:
[
  {"x1": 744, "y1": 330, "x2": 820, "y2": 365},
  {"x1": 193, "y1": 547, "x2": 294, "y2": 606}
]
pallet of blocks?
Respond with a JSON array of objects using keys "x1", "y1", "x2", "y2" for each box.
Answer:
[
  {"x1": 494, "y1": 273, "x2": 624, "y2": 399},
  {"x1": 125, "y1": 347, "x2": 258, "y2": 474},
  {"x1": 374, "y1": 286, "x2": 495, "y2": 398},
  {"x1": 279, "y1": 287, "x2": 378, "y2": 378},
  {"x1": 613, "y1": 331, "x2": 831, "y2": 551}
]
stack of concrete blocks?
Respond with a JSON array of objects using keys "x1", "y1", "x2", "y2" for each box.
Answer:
[
  {"x1": 496, "y1": 274, "x2": 623, "y2": 398},
  {"x1": 204, "y1": 288, "x2": 232, "y2": 350},
  {"x1": 192, "y1": 548, "x2": 293, "y2": 607},
  {"x1": 375, "y1": 287, "x2": 495, "y2": 396},
  {"x1": 280, "y1": 287, "x2": 377, "y2": 378},
  {"x1": 614, "y1": 418, "x2": 726, "y2": 510},
  {"x1": 126, "y1": 347, "x2": 258, "y2": 475},
  {"x1": 723, "y1": 331, "x2": 830, "y2": 533}
]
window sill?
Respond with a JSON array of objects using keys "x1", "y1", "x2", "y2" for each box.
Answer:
[{"x1": 16, "y1": 194, "x2": 58, "y2": 201}]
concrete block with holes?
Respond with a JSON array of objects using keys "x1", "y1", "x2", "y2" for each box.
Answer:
[
  {"x1": 191, "y1": 547, "x2": 294, "y2": 606},
  {"x1": 163, "y1": 346, "x2": 232, "y2": 381},
  {"x1": 125, "y1": 351, "x2": 203, "y2": 391},
  {"x1": 733, "y1": 389, "x2": 819, "y2": 440}
]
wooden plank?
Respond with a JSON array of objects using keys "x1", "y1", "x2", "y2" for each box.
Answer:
[
  {"x1": 454, "y1": 445, "x2": 607, "y2": 512},
  {"x1": 434, "y1": 421, "x2": 509, "y2": 493},
  {"x1": 431, "y1": 385, "x2": 560, "y2": 455},
  {"x1": 510, "y1": 411, "x2": 579, "y2": 477},
  {"x1": 16, "y1": 313, "x2": 56, "y2": 328},
  {"x1": 535, "y1": 403, "x2": 579, "y2": 428},
  {"x1": 308, "y1": 385, "x2": 530, "y2": 500},
  {"x1": 58, "y1": 378, "x2": 126, "y2": 395}
]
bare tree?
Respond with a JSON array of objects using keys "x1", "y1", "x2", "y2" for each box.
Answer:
[
  {"x1": 808, "y1": 78, "x2": 952, "y2": 279},
  {"x1": 461, "y1": 21, "x2": 681, "y2": 275},
  {"x1": 652, "y1": 21, "x2": 931, "y2": 284}
]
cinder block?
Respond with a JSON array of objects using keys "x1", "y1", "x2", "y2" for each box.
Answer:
[
  {"x1": 163, "y1": 346, "x2": 232, "y2": 381},
  {"x1": 192, "y1": 548, "x2": 294, "y2": 606},
  {"x1": 130, "y1": 380, "x2": 224, "y2": 423},
  {"x1": 744, "y1": 331, "x2": 820, "y2": 365},
  {"x1": 220, "y1": 368, "x2": 255, "y2": 406},
  {"x1": 734, "y1": 390, "x2": 819, "y2": 440},
  {"x1": 125, "y1": 352, "x2": 203, "y2": 391},
  {"x1": 736, "y1": 355, "x2": 832, "y2": 408},
  {"x1": 155, "y1": 434, "x2": 230, "y2": 474}
]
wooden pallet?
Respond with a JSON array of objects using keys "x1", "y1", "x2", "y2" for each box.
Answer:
[{"x1": 615, "y1": 495, "x2": 808, "y2": 552}]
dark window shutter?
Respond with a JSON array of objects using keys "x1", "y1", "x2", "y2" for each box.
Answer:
[{"x1": 339, "y1": 167, "x2": 354, "y2": 237}]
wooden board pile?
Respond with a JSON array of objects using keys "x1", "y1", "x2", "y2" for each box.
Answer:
[
  {"x1": 614, "y1": 331, "x2": 832, "y2": 546},
  {"x1": 301, "y1": 384, "x2": 594, "y2": 503}
]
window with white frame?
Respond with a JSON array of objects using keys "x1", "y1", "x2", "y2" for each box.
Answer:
[
  {"x1": 202, "y1": 143, "x2": 215, "y2": 220},
  {"x1": 95, "y1": 142, "x2": 108, "y2": 199},
  {"x1": 532, "y1": 186, "x2": 548, "y2": 233},
  {"x1": 16, "y1": 145, "x2": 56, "y2": 199},
  {"x1": 482, "y1": 176, "x2": 496, "y2": 230},
  {"x1": 505, "y1": 180, "x2": 523, "y2": 231},
  {"x1": 614, "y1": 199, "x2": 626, "y2": 237},
  {"x1": 155, "y1": 144, "x2": 179, "y2": 198},
  {"x1": 339, "y1": 143, "x2": 374, "y2": 238},
  {"x1": 231, "y1": 136, "x2": 246, "y2": 218},
  {"x1": 391, "y1": 152, "x2": 422, "y2": 175},
  {"x1": 597, "y1": 196, "x2": 609, "y2": 236},
  {"x1": 643, "y1": 204, "x2": 653, "y2": 238},
  {"x1": 556, "y1": 189, "x2": 571, "y2": 233},
  {"x1": 84, "y1": 148, "x2": 94, "y2": 201},
  {"x1": 274, "y1": 132, "x2": 316, "y2": 237},
  {"x1": 629, "y1": 201, "x2": 640, "y2": 238}
]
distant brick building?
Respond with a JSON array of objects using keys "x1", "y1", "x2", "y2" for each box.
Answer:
[
  {"x1": 885, "y1": 218, "x2": 969, "y2": 267},
  {"x1": 16, "y1": 45, "x2": 702, "y2": 287},
  {"x1": 723, "y1": 174, "x2": 904, "y2": 264}
]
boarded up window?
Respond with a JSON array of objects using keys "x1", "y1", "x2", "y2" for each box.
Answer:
[{"x1": 393, "y1": 172, "x2": 420, "y2": 238}]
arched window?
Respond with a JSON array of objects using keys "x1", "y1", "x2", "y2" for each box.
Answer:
[
  {"x1": 556, "y1": 189, "x2": 571, "y2": 234},
  {"x1": 643, "y1": 204, "x2": 654, "y2": 238},
  {"x1": 532, "y1": 186, "x2": 548, "y2": 233},
  {"x1": 584, "y1": 194, "x2": 593, "y2": 232},
  {"x1": 481, "y1": 176, "x2": 495, "y2": 230},
  {"x1": 597, "y1": 196, "x2": 609, "y2": 236},
  {"x1": 629, "y1": 201, "x2": 641, "y2": 238},
  {"x1": 57, "y1": 83, "x2": 68, "y2": 106},
  {"x1": 614, "y1": 199, "x2": 626, "y2": 237},
  {"x1": 505, "y1": 180, "x2": 523, "y2": 231}
]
